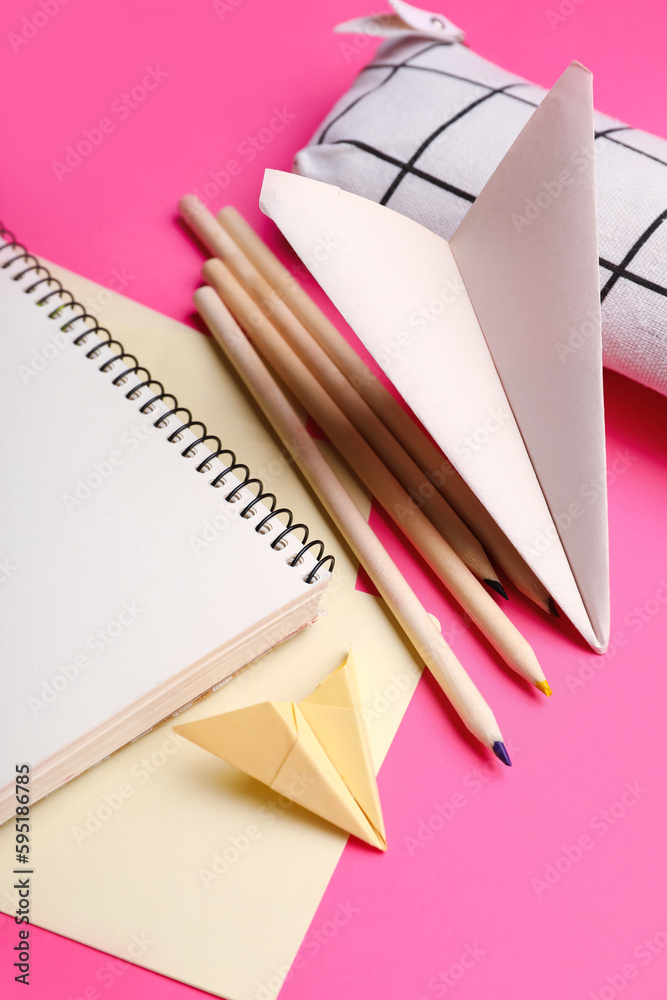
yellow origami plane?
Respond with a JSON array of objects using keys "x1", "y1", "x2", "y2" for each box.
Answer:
[{"x1": 174, "y1": 650, "x2": 386, "y2": 850}]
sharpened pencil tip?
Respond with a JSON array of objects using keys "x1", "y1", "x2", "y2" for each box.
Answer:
[
  {"x1": 535, "y1": 680, "x2": 553, "y2": 697},
  {"x1": 547, "y1": 596, "x2": 560, "y2": 617},
  {"x1": 492, "y1": 741, "x2": 512, "y2": 766},
  {"x1": 485, "y1": 579, "x2": 509, "y2": 600}
]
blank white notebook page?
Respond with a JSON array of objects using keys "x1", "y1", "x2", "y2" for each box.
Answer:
[{"x1": 0, "y1": 252, "x2": 326, "y2": 789}]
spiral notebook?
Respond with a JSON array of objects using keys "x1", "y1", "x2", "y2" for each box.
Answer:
[{"x1": 0, "y1": 231, "x2": 332, "y2": 824}]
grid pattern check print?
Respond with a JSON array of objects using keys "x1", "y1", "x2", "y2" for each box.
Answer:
[{"x1": 296, "y1": 36, "x2": 667, "y2": 396}]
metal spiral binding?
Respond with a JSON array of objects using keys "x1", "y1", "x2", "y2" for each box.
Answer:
[{"x1": 0, "y1": 223, "x2": 334, "y2": 585}]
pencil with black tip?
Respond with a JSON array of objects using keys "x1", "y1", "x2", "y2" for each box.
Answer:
[{"x1": 195, "y1": 283, "x2": 514, "y2": 765}]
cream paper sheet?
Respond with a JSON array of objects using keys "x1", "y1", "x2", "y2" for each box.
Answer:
[{"x1": 0, "y1": 263, "x2": 422, "y2": 1000}]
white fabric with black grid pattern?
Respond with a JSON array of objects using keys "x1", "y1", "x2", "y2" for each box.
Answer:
[{"x1": 295, "y1": 36, "x2": 667, "y2": 396}]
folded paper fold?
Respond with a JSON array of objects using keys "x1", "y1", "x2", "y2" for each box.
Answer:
[
  {"x1": 174, "y1": 650, "x2": 387, "y2": 850},
  {"x1": 259, "y1": 61, "x2": 609, "y2": 652}
]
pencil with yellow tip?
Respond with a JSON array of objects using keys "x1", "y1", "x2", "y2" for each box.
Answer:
[{"x1": 200, "y1": 254, "x2": 551, "y2": 697}]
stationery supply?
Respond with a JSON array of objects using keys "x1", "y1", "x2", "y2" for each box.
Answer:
[
  {"x1": 216, "y1": 204, "x2": 554, "y2": 616},
  {"x1": 0, "y1": 2, "x2": 662, "y2": 996},
  {"x1": 0, "y1": 233, "x2": 332, "y2": 824},
  {"x1": 261, "y1": 62, "x2": 610, "y2": 653},
  {"x1": 175, "y1": 650, "x2": 388, "y2": 849},
  {"x1": 200, "y1": 255, "x2": 548, "y2": 690},
  {"x1": 296, "y1": 0, "x2": 667, "y2": 397},
  {"x1": 195, "y1": 281, "x2": 510, "y2": 761},
  {"x1": 0, "y1": 259, "x2": 423, "y2": 1000}
]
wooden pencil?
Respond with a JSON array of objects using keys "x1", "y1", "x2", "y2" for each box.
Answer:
[
  {"x1": 212, "y1": 202, "x2": 556, "y2": 617},
  {"x1": 202, "y1": 256, "x2": 551, "y2": 695},
  {"x1": 194, "y1": 283, "x2": 513, "y2": 764},
  {"x1": 179, "y1": 194, "x2": 504, "y2": 593}
]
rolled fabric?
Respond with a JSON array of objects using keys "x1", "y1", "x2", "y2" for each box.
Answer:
[{"x1": 294, "y1": 3, "x2": 667, "y2": 395}]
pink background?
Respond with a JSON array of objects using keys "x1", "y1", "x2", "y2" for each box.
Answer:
[{"x1": 2, "y1": 0, "x2": 667, "y2": 998}]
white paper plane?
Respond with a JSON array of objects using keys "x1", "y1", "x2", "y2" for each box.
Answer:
[{"x1": 260, "y1": 62, "x2": 609, "y2": 652}]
